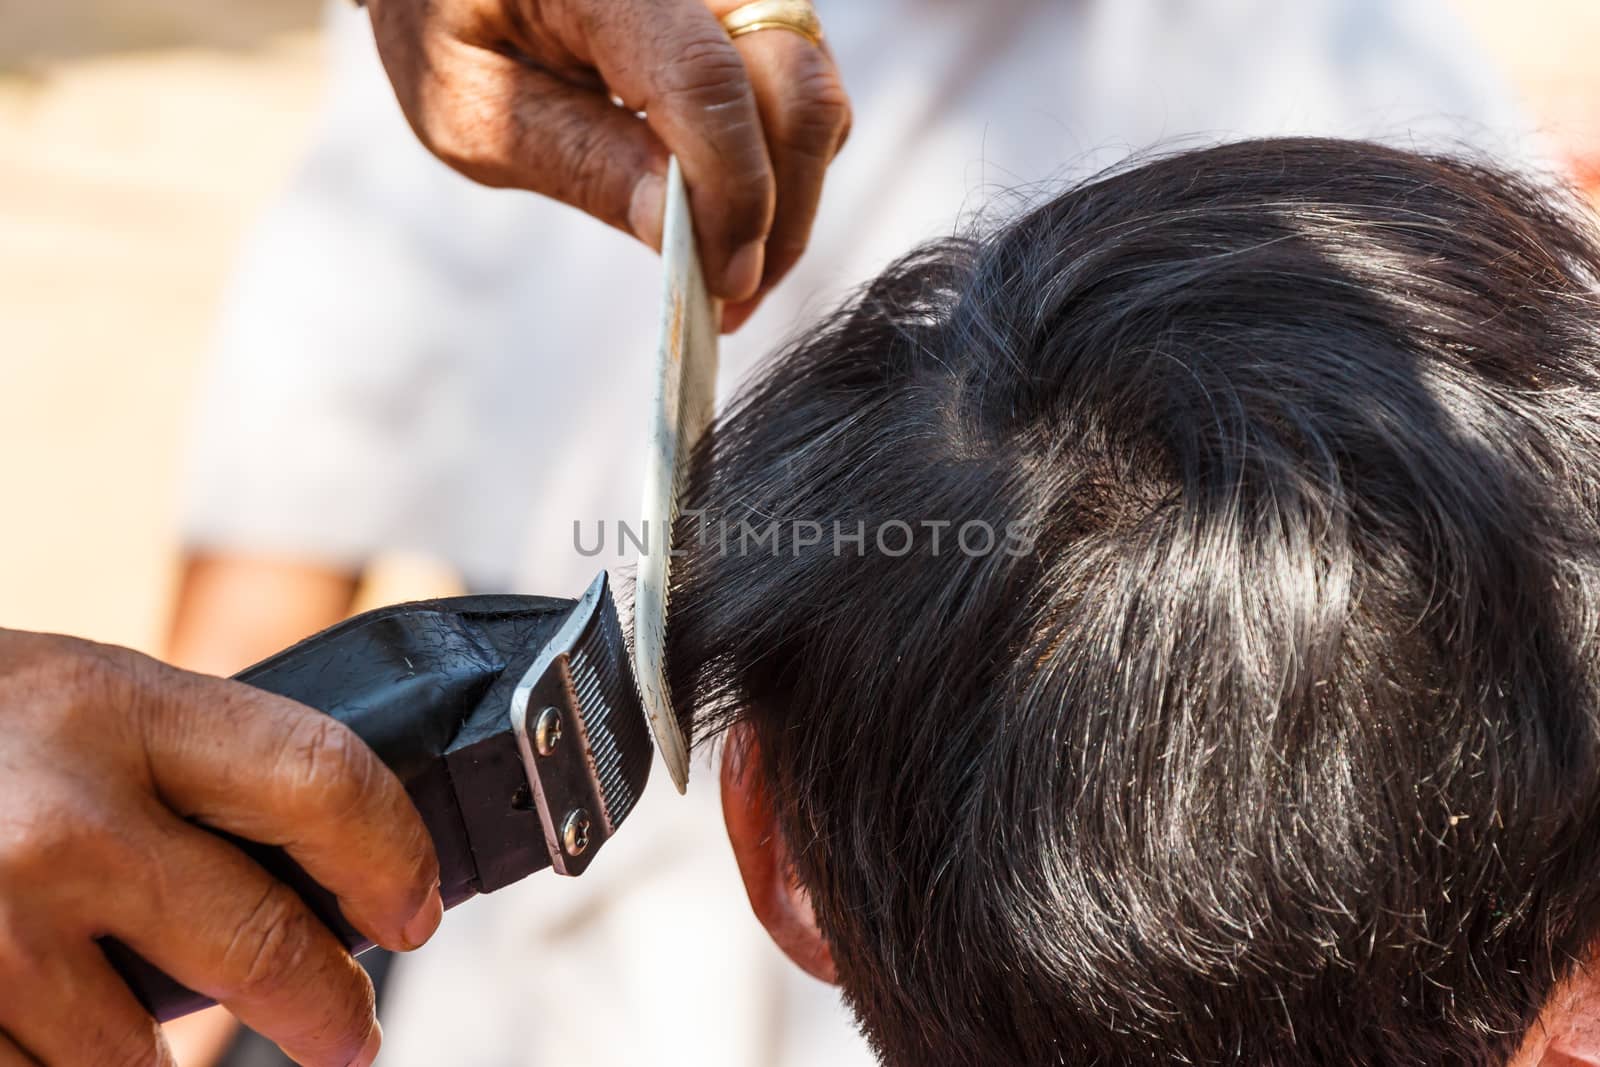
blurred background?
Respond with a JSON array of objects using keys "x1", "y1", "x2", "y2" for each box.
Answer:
[
  {"x1": 1, "y1": 0, "x2": 1596, "y2": 652},
  {"x1": 2, "y1": 2, "x2": 1599, "y2": 1065},
  {"x1": 0, "y1": 0, "x2": 456, "y2": 647}
]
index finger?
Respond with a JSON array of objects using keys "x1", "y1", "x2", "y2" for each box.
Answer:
[
  {"x1": 573, "y1": 0, "x2": 776, "y2": 301},
  {"x1": 129, "y1": 659, "x2": 442, "y2": 954}
]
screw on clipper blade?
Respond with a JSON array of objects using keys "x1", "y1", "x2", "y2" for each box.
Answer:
[{"x1": 106, "y1": 571, "x2": 653, "y2": 1021}]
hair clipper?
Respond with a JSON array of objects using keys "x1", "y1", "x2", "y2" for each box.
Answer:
[{"x1": 102, "y1": 571, "x2": 653, "y2": 1021}]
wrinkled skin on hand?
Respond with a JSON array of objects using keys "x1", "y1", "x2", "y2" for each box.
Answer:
[
  {"x1": 0, "y1": 629, "x2": 441, "y2": 1067},
  {"x1": 365, "y1": 0, "x2": 852, "y2": 331}
]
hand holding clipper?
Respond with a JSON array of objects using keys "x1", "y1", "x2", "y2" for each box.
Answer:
[
  {"x1": 0, "y1": 636, "x2": 436, "y2": 1065},
  {"x1": 0, "y1": 572, "x2": 649, "y2": 1067}
]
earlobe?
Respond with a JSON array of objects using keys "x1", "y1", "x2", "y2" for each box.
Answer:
[
  {"x1": 1537, "y1": 1006, "x2": 1600, "y2": 1066},
  {"x1": 1512, "y1": 952, "x2": 1600, "y2": 1066},
  {"x1": 720, "y1": 724, "x2": 838, "y2": 984}
]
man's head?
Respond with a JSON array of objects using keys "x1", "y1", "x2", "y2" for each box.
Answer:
[{"x1": 666, "y1": 138, "x2": 1600, "y2": 1065}]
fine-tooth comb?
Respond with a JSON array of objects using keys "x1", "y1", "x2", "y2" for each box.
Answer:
[{"x1": 636, "y1": 156, "x2": 721, "y2": 793}]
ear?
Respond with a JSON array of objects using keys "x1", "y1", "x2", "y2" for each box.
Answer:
[
  {"x1": 1512, "y1": 949, "x2": 1600, "y2": 1066},
  {"x1": 720, "y1": 723, "x2": 838, "y2": 984}
]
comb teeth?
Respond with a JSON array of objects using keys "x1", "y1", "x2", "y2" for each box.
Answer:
[
  {"x1": 635, "y1": 157, "x2": 720, "y2": 793},
  {"x1": 569, "y1": 582, "x2": 653, "y2": 829}
]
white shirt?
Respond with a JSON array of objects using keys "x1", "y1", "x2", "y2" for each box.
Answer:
[{"x1": 184, "y1": 3, "x2": 1533, "y2": 1063}]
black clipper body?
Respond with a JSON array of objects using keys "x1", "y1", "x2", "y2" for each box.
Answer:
[{"x1": 105, "y1": 572, "x2": 652, "y2": 1021}]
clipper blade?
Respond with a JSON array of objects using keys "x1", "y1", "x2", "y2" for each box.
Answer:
[
  {"x1": 512, "y1": 573, "x2": 652, "y2": 875},
  {"x1": 567, "y1": 578, "x2": 651, "y2": 829}
]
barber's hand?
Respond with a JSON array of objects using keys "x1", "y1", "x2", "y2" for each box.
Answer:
[
  {"x1": 365, "y1": 0, "x2": 852, "y2": 330},
  {"x1": 0, "y1": 630, "x2": 441, "y2": 1067}
]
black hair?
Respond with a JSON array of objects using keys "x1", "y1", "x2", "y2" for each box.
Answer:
[{"x1": 667, "y1": 138, "x2": 1600, "y2": 1065}]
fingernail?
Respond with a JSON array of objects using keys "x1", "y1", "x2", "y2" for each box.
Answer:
[
  {"x1": 349, "y1": 1022, "x2": 382, "y2": 1067},
  {"x1": 723, "y1": 240, "x2": 765, "y2": 301},
  {"x1": 402, "y1": 887, "x2": 442, "y2": 949},
  {"x1": 629, "y1": 172, "x2": 666, "y2": 248}
]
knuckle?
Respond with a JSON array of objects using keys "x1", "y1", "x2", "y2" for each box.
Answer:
[
  {"x1": 548, "y1": 118, "x2": 631, "y2": 224},
  {"x1": 278, "y1": 716, "x2": 378, "y2": 823},
  {"x1": 307, "y1": 970, "x2": 378, "y2": 1067},
  {"x1": 0, "y1": 788, "x2": 129, "y2": 887},
  {"x1": 0, "y1": 638, "x2": 151, "y2": 887},
  {"x1": 0, "y1": 634, "x2": 120, "y2": 722},
  {"x1": 411, "y1": 69, "x2": 512, "y2": 189},
  {"x1": 653, "y1": 35, "x2": 752, "y2": 116},
  {"x1": 777, "y1": 68, "x2": 851, "y2": 158},
  {"x1": 335, "y1": 969, "x2": 378, "y2": 1045},
  {"x1": 118, "y1": 650, "x2": 194, "y2": 725},
  {"x1": 226, "y1": 884, "x2": 316, "y2": 1002}
]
